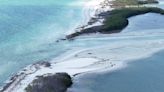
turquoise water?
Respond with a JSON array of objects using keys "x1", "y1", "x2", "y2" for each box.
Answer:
[
  {"x1": 0, "y1": 0, "x2": 115, "y2": 86},
  {"x1": 0, "y1": 0, "x2": 77, "y2": 5},
  {"x1": 0, "y1": 0, "x2": 87, "y2": 86},
  {"x1": 1, "y1": 0, "x2": 164, "y2": 91}
]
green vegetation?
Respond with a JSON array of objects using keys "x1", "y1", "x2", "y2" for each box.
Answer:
[
  {"x1": 66, "y1": 0, "x2": 164, "y2": 39},
  {"x1": 138, "y1": 0, "x2": 158, "y2": 4},
  {"x1": 112, "y1": 0, "x2": 138, "y2": 6},
  {"x1": 101, "y1": 7, "x2": 164, "y2": 33},
  {"x1": 111, "y1": 0, "x2": 158, "y2": 8},
  {"x1": 25, "y1": 73, "x2": 72, "y2": 92},
  {"x1": 66, "y1": 7, "x2": 164, "y2": 39}
]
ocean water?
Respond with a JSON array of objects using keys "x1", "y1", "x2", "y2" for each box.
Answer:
[
  {"x1": 123, "y1": 13, "x2": 164, "y2": 32},
  {"x1": 71, "y1": 50, "x2": 164, "y2": 92},
  {"x1": 1, "y1": 0, "x2": 164, "y2": 91},
  {"x1": 0, "y1": 0, "x2": 90, "y2": 86},
  {"x1": 69, "y1": 3, "x2": 164, "y2": 92}
]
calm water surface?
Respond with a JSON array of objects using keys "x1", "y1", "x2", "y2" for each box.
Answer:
[{"x1": 69, "y1": 3, "x2": 164, "y2": 92}]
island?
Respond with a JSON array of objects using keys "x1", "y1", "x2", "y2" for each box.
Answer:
[
  {"x1": 1, "y1": 0, "x2": 163, "y2": 92},
  {"x1": 25, "y1": 73, "x2": 72, "y2": 92},
  {"x1": 66, "y1": 0, "x2": 164, "y2": 39}
]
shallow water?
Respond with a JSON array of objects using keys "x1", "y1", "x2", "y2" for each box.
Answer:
[
  {"x1": 0, "y1": 0, "x2": 164, "y2": 91},
  {"x1": 123, "y1": 13, "x2": 164, "y2": 32},
  {"x1": 71, "y1": 50, "x2": 164, "y2": 92},
  {"x1": 69, "y1": 2, "x2": 164, "y2": 92},
  {"x1": 0, "y1": 0, "x2": 88, "y2": 86}
]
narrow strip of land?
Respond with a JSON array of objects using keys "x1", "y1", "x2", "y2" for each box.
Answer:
[{"x1": 66, "y1": 0, "x2": 163, "y2": 39}]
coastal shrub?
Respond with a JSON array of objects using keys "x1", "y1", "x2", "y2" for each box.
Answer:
[
  {"x1": 101, "y1": 7, "x2": 164, "y2": 33},
  {"x1": 112, "y1": 0, "x2": 158, "y2": 7},
  {"x1": 138, "y1": 0, "x2": 158, "y2": 4},
  {"x1": 66, "y1": 7, "x2": 164, "y2": 39},
  {"x1": 25, "y1": 73, "x2": 72, "y2": 92},
  {"x1": 113, "y1": 0, "x2": 138, "y2": 6}
]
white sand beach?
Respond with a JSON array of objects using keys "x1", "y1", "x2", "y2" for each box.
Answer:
[
  {"x1": 3, "y1": 29, "x2": 164, "y2": 92},
  {"x1": 2, "y1": 0, "x2": 164, "y2": 92},
  {"x1": 67, "y1": 0, "x2": 113, "y2": 34},
  {"x1": 1, "y1": 0, "x2": 113, "y2": 92}
]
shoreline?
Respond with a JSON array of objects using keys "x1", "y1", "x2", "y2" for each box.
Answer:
[
  {"x1": 57, "y1": 0, "x2": 113, "y2": 41},
  {"x1": 2, "y1": 36, "x2": 164, "y2": 92},
  {"x1": 65, "y1": 0, "x2": 162, "y2": 39},
  {"x1": 1, "y1": 0, "x2": 164, "y2": 92},
  {"x1": 0, "y1": 0, "x2": 112, "y2": 92},
  {"x1": 0, "y1": 48, "x2": 121, "y2": 92}
]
